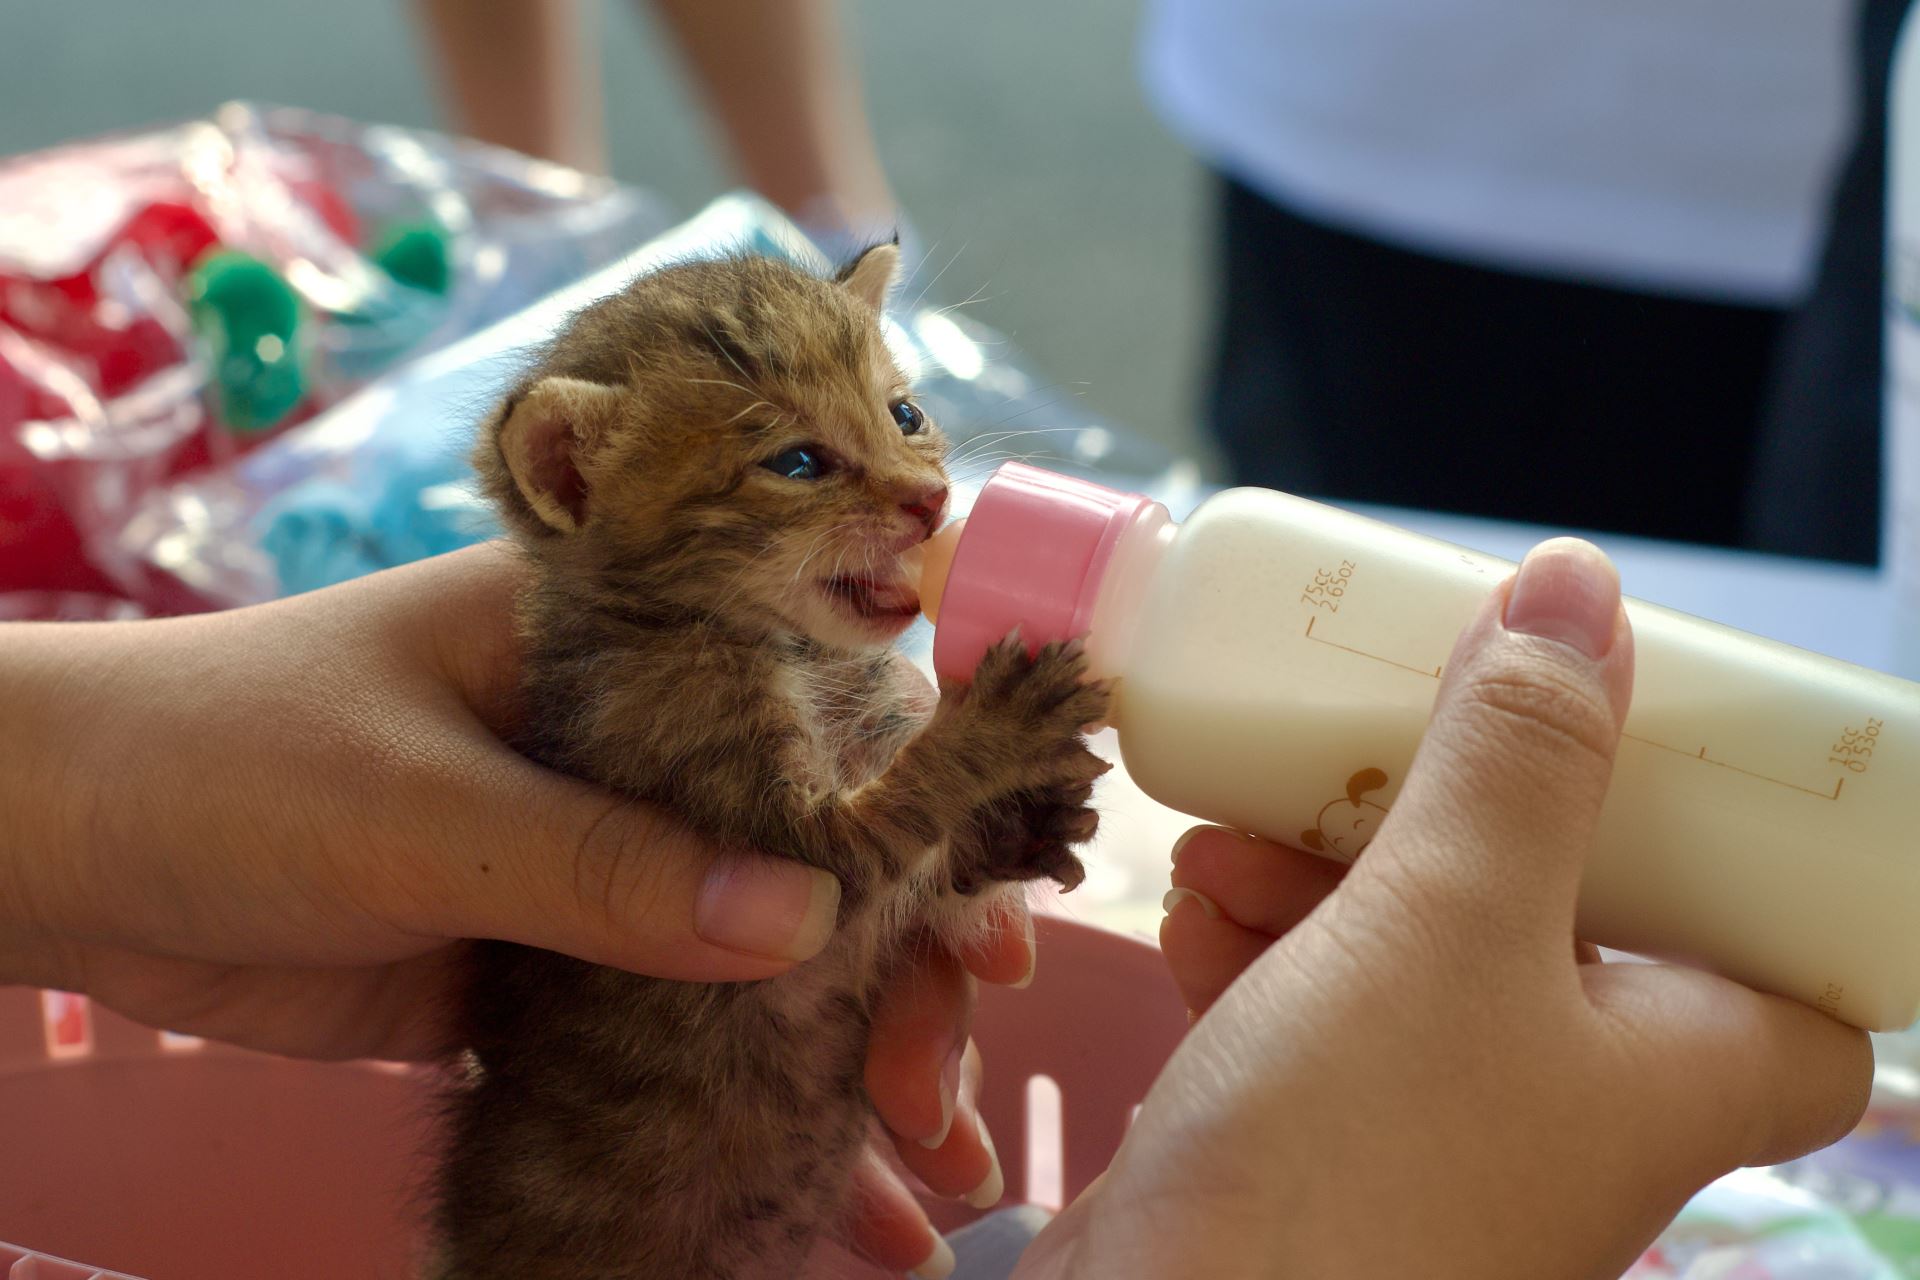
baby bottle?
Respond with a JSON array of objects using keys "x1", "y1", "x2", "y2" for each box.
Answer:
[{"x1": 917, "y1": 463, "x2": 1920, "y2": 1030}]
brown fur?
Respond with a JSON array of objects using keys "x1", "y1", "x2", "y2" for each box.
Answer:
[{"x1": 433, "y1": 247, "x2": 1109, "y2": 1279}]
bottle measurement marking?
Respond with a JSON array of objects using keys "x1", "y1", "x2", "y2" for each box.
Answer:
[
  {"x1": 1303, "y1": 616, "x2": 1444, "y2": 678},
  {"x1": 1618, "y1": 733, "x2": 1844, "y2": 801},
  {"x1": 1302, "y1": 616, "x2": 1847, "y2": 802}
]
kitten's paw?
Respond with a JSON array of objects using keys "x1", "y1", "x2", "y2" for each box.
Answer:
[
  {"x1": 958, "y1": 768, "x2": 1102, "y2": 893},
  {"x1": 966, "y1": 636, "x2": 1112, "y2": 734},
  {"x1": 999, "y1": 838, "x2": 1088, "y2": 892},
  {"x1": 941, "y1": 636, "x2": 1114, "y2": 798}
]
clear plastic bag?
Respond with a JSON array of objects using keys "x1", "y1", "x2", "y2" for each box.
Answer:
[
  {"x1": 0, "y1": 101, "x2": 669, "y2": 615},
  {"x1": 122, "y1": 193, "x2": 1189, "y2": 609},
  {"x1": 1626, "y1": 1168, "x2": 1905, "y2": 1279},
  {"x1": 1618, "y1": 1041, "x2": 1920, "y2": 1278}
]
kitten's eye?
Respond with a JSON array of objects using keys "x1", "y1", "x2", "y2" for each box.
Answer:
[
  {"x1": 891, "y1": 400, "x2": 926, "y2": 435},
  {"x1": 762, "y1": 446, "x2": 827, "y2": 481}
]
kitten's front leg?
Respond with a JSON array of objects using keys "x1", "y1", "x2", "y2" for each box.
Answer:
[
  {"x1": 660, "y1": 641, "x2": 1106, "y2": 903},
  {"x1": 913, "y1": 637, "x2": 1113, "y2": 893}
]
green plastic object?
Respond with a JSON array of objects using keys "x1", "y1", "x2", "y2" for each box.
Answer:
[
  {"x1": 186, "y1": 250, "x2": 305, "y2": 432},
  {"x1": 372, "y1": 220, "x2": 452, "y2": 296}
]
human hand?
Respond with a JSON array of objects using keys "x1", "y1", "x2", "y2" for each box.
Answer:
[
  {"x1": 1014, "y1": 539, "x2": 1871, "y2": 1280},
  {"x1": 0, "y1": 543, "x2": 1015, "y2": 1275}
]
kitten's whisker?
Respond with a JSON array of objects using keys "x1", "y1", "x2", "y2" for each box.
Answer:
[
  {"x1": 949, "y1": 443, "x2": 1064, "y2": 474},
  {"x1": 898, "y1": 235, "x2": 962, "y2": 303},
  {"x1": 934, "y1": 282, "x2": 997, "y2": 315},
  {"x1": 969, "y1": 381, "x2": 1092, "y2": 415},
  {"x1": 949, "y1": 452, "x2": 1047, "y2": 477},
  {"x1": 901, "y1": 245, "x2": 968, "y2": 316},
  {"x1": 952, "y1": 412, "x2": 1090, "y2": 443},
  {"x1": 682, "y1": 377, "x2": 760, "y2": 396},
  {"x1": 945, "y1": 444, "x2": 1075, "y2": 475},
  {"x1": 972, "y1": 395, "x2": 1077, "y2": 434},
  {"x1": 949, "y1": 458, "x2": 1053, "y2": 489},
  {"x1": 724, "y1": 399, "x2": 779, "y2": 426},
  {"x1": 784, "y1": 528, "x2": 843, "y2": 595},
  {"x1": 948, "y1": 426, "x2": 1075, "y2": 454},
  {"x1": 944, "y1": 427, "x2": 1082, "y2": 467},
  {"x1": 697, "y1": 318, "x2": 772, "y2": 399}
]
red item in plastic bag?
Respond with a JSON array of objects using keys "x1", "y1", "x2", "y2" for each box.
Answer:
[{"x1": 121, "y1": 200, "x2": 222, "y2": 272}]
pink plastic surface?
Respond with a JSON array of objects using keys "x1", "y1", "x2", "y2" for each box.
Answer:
[
  {"x1": 931, "y1": 464, "x2": 1159, "y2": 683},
  {"x1": 0, "y1": 916, "x2": 1184, "y2": 1279}
]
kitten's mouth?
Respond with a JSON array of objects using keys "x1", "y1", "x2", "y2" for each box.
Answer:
[{"x1": 823, "y1": 574, "x2": 921, "y2": 625}]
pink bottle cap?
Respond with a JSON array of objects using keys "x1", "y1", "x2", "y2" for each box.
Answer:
[{"x1": 929, "y1": 462, "x2": 1157, "y2": 682}]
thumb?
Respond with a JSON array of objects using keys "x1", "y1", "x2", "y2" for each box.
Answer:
[
  {"x1": 426, "y1": 751, "x2": 841, "y2": 981},
  {"x1": 1351, "y1": 538, "x2": 1633, "y2": 952}
]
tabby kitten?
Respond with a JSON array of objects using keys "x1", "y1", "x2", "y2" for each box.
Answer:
[{"x1": 434, "y1": 243, "x2": 1109, "y2": 1280}]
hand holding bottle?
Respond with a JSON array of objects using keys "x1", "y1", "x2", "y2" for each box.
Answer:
[
  {"x1": 925, "y1": 464, "x2": 1920, "y2": 1028},
  {"x1": 1011, "y1": 540, "x2": 1869, "y2": 1280}
]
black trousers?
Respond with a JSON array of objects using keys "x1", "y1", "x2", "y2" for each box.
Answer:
[
  {"x1": 1203, "y1": 0, "x2": 1908, "y2": 564},
  {"x1": 1203, "y1": 176, "x2": 1787, "y2": 550},
  {"x1": 1744, "y1": 0, "x2": 1908, "y2": 565}
]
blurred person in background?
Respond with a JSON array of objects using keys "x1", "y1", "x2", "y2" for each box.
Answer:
[
  {"x1": 1143, "y1": 0, "x2": 1906, "y2": 563},
  {"x1": 411, "y1": 0, "x2": 900, "y2": 263},
  {"x1": 415, "y1": 0, "x2": 1901, "y2": 563}
]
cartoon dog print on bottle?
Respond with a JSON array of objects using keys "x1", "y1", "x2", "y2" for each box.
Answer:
[{"x1": 1300, "y1": 768, "x2": 1391, "y2": 859}]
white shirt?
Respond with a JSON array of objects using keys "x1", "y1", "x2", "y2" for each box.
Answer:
[{"x1": 1142, "y1": 0, "x2": 1861, "y2": 304}]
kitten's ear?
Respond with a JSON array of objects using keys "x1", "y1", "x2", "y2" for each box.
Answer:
[
  {"x1": 835, "y1": 240, "x2": 901, "y2": 313},
  {"x1": 495, "y1": 377, "x2": 625, "y2": 534}
]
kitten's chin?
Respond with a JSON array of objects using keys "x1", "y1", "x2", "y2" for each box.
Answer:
[{"x1": 805, "y1": 574, "x2": 921, "y2": 647}]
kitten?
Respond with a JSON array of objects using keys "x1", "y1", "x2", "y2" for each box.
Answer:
[{"x1": 433, "y1": 243, "x2": 1109, "y2": 1280}]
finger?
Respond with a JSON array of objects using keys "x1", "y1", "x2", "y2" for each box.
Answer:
[
  {"x1": 846, "y1": 1147, "x2": 955, "y2": 1279},
  {"x1": 1159, "y1": 889, "x2": 1271, "y2": 1016},
  {"x1": 72, "y1": 945, "x2": 465, "y2": 1062},
  {"x1": 1584, "y1": 962, "x2": 1872, "y2": 1172},
  {"x1": 352, "y1": 549, "x2": 840, "y2": 982},
  {"x1": 893, "y1": 1040, "x2": 1003, "y2": 1208},
  {"x1": 958, "y1": 896, "x2": 1036, "y2": 988},
  {"x1": 1171, "y1": 827, "x2": 1345, "y2": 938},
  {"x1": 868, "y1": 946, "x2": 974, "y2": 1147},
  {"x1": 359, "y1": 543, "x2": 531, "y2": 736},
  {"x1": 1352, "y1": 538, "x2": 1633, "y2": 951},
  {"x1": 421, "y1": 753, "x2": 840, "y2": 981}
]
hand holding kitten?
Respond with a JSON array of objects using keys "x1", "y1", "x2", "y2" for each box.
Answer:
[{"x1": 0, "y1": 543, "x2": 1014, "y2": 1270}]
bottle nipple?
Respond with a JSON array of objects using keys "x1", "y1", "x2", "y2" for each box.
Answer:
[{"x1": 911, "y1": 519, "x2": 967, "y2": 623}]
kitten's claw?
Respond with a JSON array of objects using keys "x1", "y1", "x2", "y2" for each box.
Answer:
[
  {"x1": 960, "y1": 772, "x2": 1101, "y2": 892},
  {"x1": 1038, "y1": 800, "x2": 1100, "y2": 845},
  {"x1": 939, "y1": 638, "x2": 1114, "y2": 786},
  {"x1": 1022, "y1": 842, "x2": 1087, "y2": 892},
  {"x1": 935, "y1": 633, "x2": 1110, "y2": 891}
]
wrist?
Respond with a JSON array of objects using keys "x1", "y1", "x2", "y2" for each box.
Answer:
[{"x1": 0, "y1": 622, "x2": 107, "y2": 985}]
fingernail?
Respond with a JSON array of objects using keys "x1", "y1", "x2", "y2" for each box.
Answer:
[
  {"x1": 964, "y1": 1118, "x2": 1005, "y2": 1210},
  {"x1": 909, "y1": 1234, "x2": 956, "y2": 1280},
  {"x1": 1172, "y1": 827, "x2": 1203, "y2": 865},
  {"x1": 1172, "y1": 824, "x2": 1248, "y2": 865},
  {"x1": 1503, "y1": 538, "x2": 1621, "y2": 661},
  {"x1": 919, "y1": 1045, "x2": 960, "y2": 1150},
  {"x1": 1011, "y1": 909, "x2": 1037, "y2": 990},
  {"x1": 693, "y1": 856, "x2": 840, "y2": 962},
  {"x1": 1162, "y1": 887, "x2": 1222, "y2": 920}
]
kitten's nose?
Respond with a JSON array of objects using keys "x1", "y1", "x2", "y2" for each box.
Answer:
[{"x1": 896, "y1": 482, "x2": 948, "y2": 539}]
